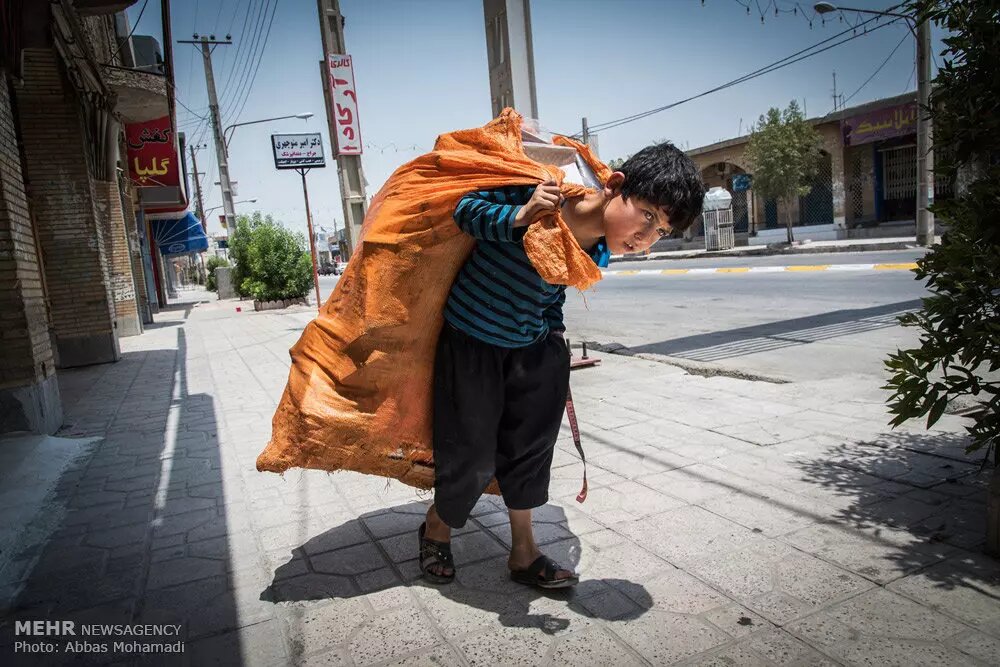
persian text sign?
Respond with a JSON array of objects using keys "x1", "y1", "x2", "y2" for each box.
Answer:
[
  {"x1": 327, "y1": 54, "x2": 363, "y2": 155},
  {"x1": 125, "y1": 116, "x2": 179, "y2": 187},
  {"x1": 842, "y1": 102, "x2": 918, "y2": 146},
  {"x1": 271, "y1": 133, "x2": 326, "y2": 170}
]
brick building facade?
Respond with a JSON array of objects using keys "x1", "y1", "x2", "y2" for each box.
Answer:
[{"x1": 1, "y1": 0, "x2": 181, "y2": 435}]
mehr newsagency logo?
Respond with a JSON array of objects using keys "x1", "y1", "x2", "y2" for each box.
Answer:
[{"x1": 13, "y1": 621, "x2": 184, "y2": 656}]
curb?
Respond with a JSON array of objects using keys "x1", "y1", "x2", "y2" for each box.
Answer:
[
  {"x1": 610, "y1": 240, "x2": 917, "y2": 263},
  {"x1": 602, "y1": 262, "x2": 918, "y2": 277}
]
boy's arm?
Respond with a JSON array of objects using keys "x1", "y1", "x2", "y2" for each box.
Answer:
[
  {"x1": 453, "y1": 183, "x2": 562, "y2": 242},
  {"x1": 543, "y1": 291, "x2": 567, "y2": 336}
]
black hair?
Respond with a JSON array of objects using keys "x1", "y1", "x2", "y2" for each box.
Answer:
[{"x1": 618, "y1": 142, "x2": 705, "y2": 232}]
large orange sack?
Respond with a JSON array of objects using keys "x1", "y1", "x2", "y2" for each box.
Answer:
[{"x1": 256, "y1": 109, "x2": 609, "y2": 489}]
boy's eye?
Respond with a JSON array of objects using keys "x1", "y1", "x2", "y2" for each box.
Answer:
[
  {"x1": 656, "y1": 227, "x2": 668, "y2": 238},
  {"x1": 644, "y1": 211, "x2": 654, "y2": 222}
]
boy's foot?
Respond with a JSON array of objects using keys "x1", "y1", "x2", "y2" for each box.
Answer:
[
  {"x1": 420, "y1": 506, "x2": 454, "y2": 583},
  {"x1": 418, "y1": 522, "x2": 455, "y2": 584},
  {"x1": 508, "y1": 551, "x2": 578, "y2": 590}
]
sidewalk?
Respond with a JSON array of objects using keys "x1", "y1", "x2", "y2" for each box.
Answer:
[
  {"x1": 1, "y1": 288, "x2": 997, "y2": 666},
  {"x1": 611, "y1": 236, "x2": 921, "y2": 263}
]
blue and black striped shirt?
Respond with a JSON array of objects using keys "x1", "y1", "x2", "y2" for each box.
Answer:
[{"x1": 444, "y1": 185, "x2": 610, "y2": 348}]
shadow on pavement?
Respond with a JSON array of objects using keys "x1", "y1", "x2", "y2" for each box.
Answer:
[
  {"x1": 0, "y1": 327, "x2": 248, "y2": 665},
  {"x1": 792, "y1": 428, "x2": 1000, "y2": 603},
  {"x1": 629, "y1": 299, "x2": 923, "y2": 362},
  {"x1": 262, "y1": 501, "x2": 652, "y2": 635}
]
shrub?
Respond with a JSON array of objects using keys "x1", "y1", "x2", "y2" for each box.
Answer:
[{"x1": 231, "y1": 213, "x2": 312, "y2": 302}]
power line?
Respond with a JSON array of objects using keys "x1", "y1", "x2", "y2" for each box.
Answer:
[
  {"x1": 217, "y1": 0, "x2": 261, "y2": 106},
  {"x1": 108, "y1": 0, "x2": 150, "y2": 64},
  {"x1": 219, "y1": 0, "x2": 271, "y2": 116},
  {"x1": 581, "y1": 13, "x2": 897, "y2": 136},
  {"x1": 838, "y1": 32, "x2": 909, "y2": 110},
  {"x1": 228, "y1": 0, "x2": 279, "y2": 124}
]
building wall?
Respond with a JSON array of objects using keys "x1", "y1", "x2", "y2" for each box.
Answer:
[
  {"x1": 690, "y1": 120, "x2": 848, "y2": 233},
  {"x1": 16, "y1": 48, "x2": 120, "y2": 368},
  {"x1": 0, "y1": 75, "x2": 62, "y2": 434},
  {"x1": 95, "y1": 179, "x2": 141, "y2": 336}
]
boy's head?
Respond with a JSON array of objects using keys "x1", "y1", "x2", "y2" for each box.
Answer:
[{"x1": 601, "y1": 142, "x2": 705, "y2": 255}]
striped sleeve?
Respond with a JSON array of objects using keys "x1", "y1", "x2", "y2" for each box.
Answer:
[{"x1": 452, "y1": 185, "x2": 534, "y2": 243}]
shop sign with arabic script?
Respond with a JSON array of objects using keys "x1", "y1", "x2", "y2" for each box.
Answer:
[
  {"x1": 125, "y1": 116, "x2": 180, "y2": 187},
  {"x1": 842, "y1": 102, "x2": 918, "y2": 146},
  {"x1": 271, "y1": 133, "x2": 326, "y2": 170},
  {"x1": 327, "y1": 54, "x2": 363, "y2": 155}
]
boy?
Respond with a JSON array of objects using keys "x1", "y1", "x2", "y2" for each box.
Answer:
[{"x1": 419, "y1": 142, "x2": 705, "y2": 588}]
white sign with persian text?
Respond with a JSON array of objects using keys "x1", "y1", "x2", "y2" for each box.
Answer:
[{"x1": 327, "y1": 54, "x2": 363, "y2": 155}]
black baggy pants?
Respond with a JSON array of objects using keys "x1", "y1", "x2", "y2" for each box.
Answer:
[{"x1": 432, "y1": 324, "x2": 570, "y2": 528}]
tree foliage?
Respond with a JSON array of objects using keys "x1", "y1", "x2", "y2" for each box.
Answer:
[
  {"x1": 884, "y1": 0, "x2": 1000, "y2": 457},
  {"x1": 228, "y1": 211, "x2": 313, "y2": 302},
  {"x1": 744, "y1": 101, "x2": 824, "y2": 243}
]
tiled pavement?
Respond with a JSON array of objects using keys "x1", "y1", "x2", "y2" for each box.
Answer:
[{"x1": 1, "y1": 288, "x2": 997, "y2": 666}]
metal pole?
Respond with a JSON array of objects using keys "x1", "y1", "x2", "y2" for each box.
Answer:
[
  {"x1": 300, "y1": 169, "x2": 323, "y2": 311},
  {"x1": 916, "y1": 17, "x2": 935, "y2": 246},
  {"x1": 581, "y1": 117, "x2": 589, "y2": 144},
  {"x1": 189, "y1": 145, "x2": 207, "y2": 231},
  {"x1": 317, "y1": 0, "x2": 368, "y2": 258},
  {"x1": 196, "y1": 37, "x2": 237, "y2": 233}
]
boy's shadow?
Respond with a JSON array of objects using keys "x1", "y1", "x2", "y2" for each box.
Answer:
[{"x1": 260, "y1": 500, "x2": 652, "y2": 633}]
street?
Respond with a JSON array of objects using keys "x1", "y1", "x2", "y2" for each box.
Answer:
[{"x1": 564, "y1": 250, "x2": 927, "y2": 382}]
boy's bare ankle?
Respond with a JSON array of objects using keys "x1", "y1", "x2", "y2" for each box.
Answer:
[{"x1": 424, "y1": 506, "x2": 452, "y2": 542}]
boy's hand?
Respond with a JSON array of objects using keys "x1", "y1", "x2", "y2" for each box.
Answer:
[{"x1": 514, "y1": 181, "x2": 563, "y2": 227}]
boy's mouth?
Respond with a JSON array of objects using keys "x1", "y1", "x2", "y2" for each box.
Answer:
[{"x1": 623, "y1": 241, "x2": 635, "y2": 252}]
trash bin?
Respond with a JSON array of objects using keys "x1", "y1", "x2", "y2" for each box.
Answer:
[{"x1": 702, "y1": 186, "x2": 735, "y2": 251}]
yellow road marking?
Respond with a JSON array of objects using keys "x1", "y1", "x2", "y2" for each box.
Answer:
[
  {"x1": 617, "y1": 270, "x2": 640, "y2": 275},
  {"x1": 716, "y1": 267, "x2": 750, "y2": 273},
  {"x1": 660, "y1": 269, "x2": 690, "y2": 275},
  {"x1": 874, "y1": 263, "x2": 919, "y2": 270},
  {"x1": 784, "y1": 265, "x2": 831, "y2": 272}
]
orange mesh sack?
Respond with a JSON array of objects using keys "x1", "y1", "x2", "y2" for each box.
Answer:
[{"x1": 256, "y1": 109, "x2": 609, "y2": 489}]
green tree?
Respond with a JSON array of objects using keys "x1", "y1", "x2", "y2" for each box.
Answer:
[
  {"x1": 884, "y1": 0, "x2": 1000, "y2": 461},
  {"x1": 205, "y1": 256, "x2": 229, "y2": 292},
  {"x1": 743, "y1": 101, "x2": 824, "y2": 244},
  {"x1": 229, "y1": 211, "x2": 313, "y2": 302}
]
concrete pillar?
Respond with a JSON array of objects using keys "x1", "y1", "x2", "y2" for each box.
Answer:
[
  {"x1": 15, "y1": 49, "x2": 120, "y2": 368},
  {"x1": 94, "y1": 180, "x2": 141, "y2": 336},
  {"x1": 827, "y1": 133, "x2": 848, "y2": 230},
  {"x1": 0, "y1": 74, "x2": 62, "y2": 434}
]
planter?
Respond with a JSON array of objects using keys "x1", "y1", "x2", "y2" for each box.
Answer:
[{"x1": 253, "y1": 297, "x2": 308, "y2": 312}]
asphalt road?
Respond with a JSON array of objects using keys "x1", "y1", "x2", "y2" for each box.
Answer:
[
  {"x1": 564, "y1": 249, "x2": 929, "y2": 382},
  {"x1": 319, "y1": 249, "x2": 929, "y2": 382}
]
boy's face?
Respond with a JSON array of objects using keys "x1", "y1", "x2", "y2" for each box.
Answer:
[{"x1": 601, "y1": 172, "x2": 671, "y2": 255}]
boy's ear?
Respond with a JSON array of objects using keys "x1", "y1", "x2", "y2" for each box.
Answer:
[{"x1": 604, "y1": 171, "x2": 625, "y2": 196}]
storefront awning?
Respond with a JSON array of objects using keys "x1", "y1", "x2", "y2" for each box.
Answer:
[{"x1": 152, "y1": 212, "x2": 208, "y2": 256}]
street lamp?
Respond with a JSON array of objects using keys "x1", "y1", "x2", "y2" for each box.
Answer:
[
  {"x1": 814, "y1": 3, "x2": 934, "y2": 246},
  {"x1": 204, "y1": 199, "x2": 258, "y2": 218},
  {"x1": 223, "y1": 113, "x2": 314, "y2": 149}
]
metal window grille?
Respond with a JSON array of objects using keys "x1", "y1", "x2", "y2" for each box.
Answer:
[
  {"x1": 882, "y1": 145, "x2": 917, "y2": 201},
  {"x1": 798, "y1": 152, "x2": 834, "y2": 226}
]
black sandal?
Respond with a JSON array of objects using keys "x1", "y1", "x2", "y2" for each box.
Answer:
[
  {"x1": 418, "y1": 522, "x2": 455, "y2": 585},
  {"x1": 510, "y1": 554, "x2": 579, "y2": 590}
]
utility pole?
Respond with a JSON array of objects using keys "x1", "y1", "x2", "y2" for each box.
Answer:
[
  {"x1": 317, "y1": 0, "x2": 367, "y2": 258},
  {"x1": 483, "y1": 0, "x2": 538, "y2": 118},
  {"x1": 832, "y1": 71, "x2": 838, "y2": 112},
  {"x1": 915, "y1": 17, "x2": 934, "y2": 246},
  {"x1": 189, "y1": 143, "x2": 207, "y2": 231},
  {"x1": 581, "y1": 117, "x2": 589, "y2": 145},
  {"x1": 180, "y1": 35, "x2": 236, "y2": 233},
  {"x1": 297, "y1": 168, "x2": 323, "y2": 310}
]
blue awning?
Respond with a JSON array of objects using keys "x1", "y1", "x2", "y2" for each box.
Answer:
[{"x1": 152, "y1": 212, "x2": 208, "y2": 256}]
